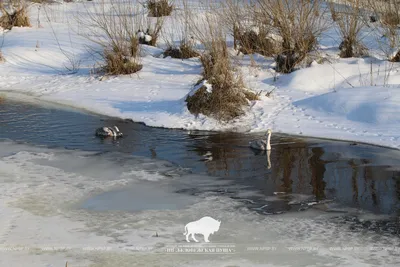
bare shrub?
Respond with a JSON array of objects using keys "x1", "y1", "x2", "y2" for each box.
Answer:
[
  {"x1": 164, "y1": 40, "x2": 199, "y2": 59},
  {"x1": 218, "y1": 0, "x2": 248, "y2": 51},
  {"x1": 256, "y1": 0, "x2": 327, "y2": 73},
  {"x1": 186, "y1": 5, "x2": 257, "y2": 121},
  {"x1": 0, "y1": 50, "x2": 4, "y2": 62},
  {"x1": 234, "y1": 27, "x2": 279, "y2": 56},
  {"x1": 382, "y1": 11, "x2": 400, "y2": 27},
  {"x1": 147, "y1": 0, "x2": 173, "y2": 17},
  {"x1": 368, "y1": 0, "x2": 400, "y2": 61},
  {"x1": 29, "y1": 0, "x2": 58, "y2": 3},
  {"x1": 218, "y1": 0, "x2": 278, "y2": 57},
  {"x1": 136, "y1": 10, "x2": 166, "y2": 47},
  {"x1": 162, "y1": 0, "x2": 198, "y2": 58},
  {"x1": 78, "y1": 0, "x2": 142, "y2": 75},
  {"x1": 0, "y1": 0, "x2": 31, "y2": 30},
  {"x1": 104, "y1": 44, "x2": 143, "y2": 75},
  {"x1": 329, "y1": 0, "x2": 367, "y2": 58},
  {"x1": 146, "y1": 19, "x2": 163, "y2": 46},
  {"x1": 390, "y1": 51, "x2": 400, "y2": 62}
]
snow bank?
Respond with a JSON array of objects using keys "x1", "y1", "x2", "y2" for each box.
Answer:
[
  {"x1": 1, "y1": 1, "x2": 400, "y2": 149},
  {"x1": 295, "y1": 87, "x2": 400, "y2": 125}
]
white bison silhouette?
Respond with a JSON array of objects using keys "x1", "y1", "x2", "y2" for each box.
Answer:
[{"x1": 183, "y1": 216, "x2": 221, "y2": 242}]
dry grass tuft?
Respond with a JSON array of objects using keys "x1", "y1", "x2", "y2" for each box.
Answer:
[
  {"x1": 234, "y1": 27, "x2": 278, "y2": 56},
  {"x1": 199, "y1": 53, "x2": 214, "y2": 81},
  {"x1": 381, "y1": 11, "x2": 400, "y2": 27},
  {"x1": 147, "y1": 0, "x2": 173, "y2": 17},
  {"x1": 186, "y1": 41, "x2": 255, "y2": 121},
  {"x1": 367, "y1": 0, "x2": 400, "y2": 60},
  {"x1": 0, "y1": 1, "x2": 31, "y2": 30},
  {"x1": 0, "y1": 50, "x2": 4, "y2": 62},
  {"x1": 243, "y1": 89, "x2": 260, "y2": 101},
  {"x1": 186, "y1": 79, "x2": 250, "y2": 121},
  {"x1": 184, "y1": 2, "x2": 260, "y2": 121},
  {"x1": 329, "y1": 0, "x2": 366, "y2": 58},
  {"x1": 390, "y1": 50, "x2": 400, "y2": 62},
  {"x1": 256, "y1": 0, "x2": 327, "y2": 73},
  {"x1": 103, "y1": 42, "x2": 142, "y2": 75},
  {"x1": 164, "y1": 42, "x2": 199, "y2": 59},
  {"x1": 219, "y1": 1, "x2": 279, "y2": 57},
  {"x1": 78, "y1": 0, "x2": 143, "y2": 75}
]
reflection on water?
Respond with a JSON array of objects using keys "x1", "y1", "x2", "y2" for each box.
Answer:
[
  {"x1": 309, "y1": 147, "x2": 327, "y2": 200},
  {"x1": 1, "y1": 97, "x2": 400, "y2": 215}
]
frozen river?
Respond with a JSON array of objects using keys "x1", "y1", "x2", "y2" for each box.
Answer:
[{"x1": 0, "y1": 96, "x2": 399, "y2": 267}]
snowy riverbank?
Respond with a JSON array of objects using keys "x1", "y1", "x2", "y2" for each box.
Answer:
[{"x1": 1, "y1": 1, "x2": 400, "y2": 149}]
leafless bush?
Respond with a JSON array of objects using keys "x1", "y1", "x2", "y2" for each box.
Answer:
[
  {"x1": 235, "y1": 26, "x2": 281, "y2": 56},
  {"x1": 135, "y1": 6, "x2": 166, "y2": 47},
  {"x1": 186, "y1": 6, "x2": 258, "y2": 121},
  {"x1": 142, "y1": 18, "x2": 164, "y2": 46},
  {"x1": 162, "y1": 0, "x2": 198, "y2": 58},
  {"x1": 382, "y1": 11, "x2": 400, "y2": 27},
  {"x1": 256, "y1": 0, "x2": 327, "y2": 73},
  {"x1": 104, "y1": 43, "x2": 142, "y2": 75},
  {"x1": 164, "y1": 40, "x2": 199, "y2": 58},
  {"x1": 329, "y1": 0, "x2": 367, "y2": 58},
  {"x1": 219, "y1": 0, "x2": 279, "y2": 57},
  {"x1": 0, "y1": 50, "x2": 4, "y2": 62},
  {"x1": 368, "y1": 0, "x2": 400, "y2": 61},
  {"x1": 0, "y1": 0, "x2": 31, "y2": 30},
  {"x1": 190, "y1": 40, "x2": 251, "y2": 121},
  {"x1": 42, "y1": 5, "x2": 81, "y2": 73},
  {"x1": 78, "y1": 0, "x2": 142, "y2": 75},
  {"x1": 146, "y1": 0, "x2": 173, "y2": 17},
  {"x1": 29, "y1": 0, "x2": 55, "y2": 3}
]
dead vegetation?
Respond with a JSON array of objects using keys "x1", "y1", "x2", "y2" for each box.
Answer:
[
  {"x1": 0, "y1": 0, "x2": 31, "y2": 30},
  {"x1": 390, "y1": 50, "x2": 400, "y2": 62},
  {"x1": 219, "y1": 1, "x2": 279, "y2": 57},
  {"x1": 137, "y1": 5, "x2": 167, "y2": 47},
  {"x1": 162, "y1": 0, "x2": 198, "y2": 58},
  {"x1": 78, "y1": 0, "x2": 142, "y2": 75},
  {"x1": 0, "y1": 50, "x2": 4, "y2": 62},
  {"x1": 233, "y1": 26, "x2": 280, "y2": 56},
  {"x1": 329, "y1": 0, "x2": 367, "y2": 58},
  {"x1": 186, "y1": 46, "x2": 252, "y2": 121},
  {"x1": 256, "y1": 0, "x2": 327, "y2": 73},
  {"x1": 142, "y1": 19, "x2": 164, "y2": 46},
  {"x1": 367, "y1": 0, "x2": 400, "y2": 61},
  {"x1": 164, "y1": 41, "x2": 199, "y2": 59},
  {"x1": 103, "y1": 42, "x2": 143, "y2": 75},
  {"x1": 381, "y1": 11, "x2": 400, "y2": 27},
  {"x1": 147, "y1": 0, "x2": 173, "y2": 17},
  {"x1": 186, "y1": 6, "x2": 258, "y2": 121}
]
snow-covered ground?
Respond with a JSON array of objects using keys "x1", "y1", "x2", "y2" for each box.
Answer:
[{"x1": 1, "y1": 0, "x2": 400, "y2": 151}]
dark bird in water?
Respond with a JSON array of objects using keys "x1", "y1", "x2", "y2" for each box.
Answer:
[{"x1": 95, "y1": 126, "x2": 123, "y2": 138}]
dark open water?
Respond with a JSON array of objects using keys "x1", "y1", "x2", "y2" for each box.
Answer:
[{"x1": 1, "y1": 97, "x2": 400, "y2": 221}]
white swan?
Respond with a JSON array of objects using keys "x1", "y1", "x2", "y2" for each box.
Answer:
[
  {"x1": 249, "y1": 129, "x2": 272, "y2": 151},
  {"x1": 95, "y1": 126, "x2": 123, "y2": 138}
]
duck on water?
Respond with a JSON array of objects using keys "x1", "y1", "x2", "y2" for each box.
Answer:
[{"x1": 95, "y1": 126, "x2": 123, "y2": 138}]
